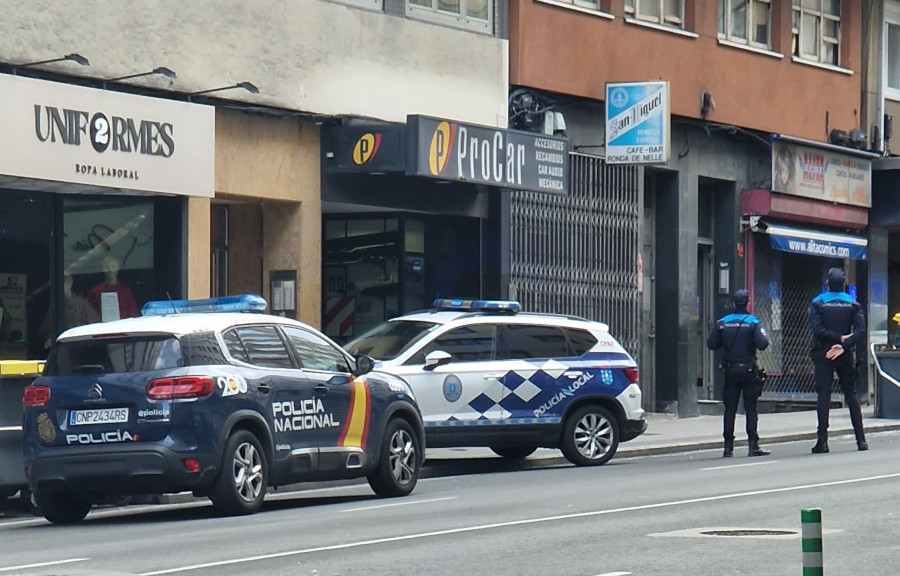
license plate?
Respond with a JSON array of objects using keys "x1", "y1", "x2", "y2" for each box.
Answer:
[{"x1": 69, "y1": 407, "x2": 130, "y2": 426}]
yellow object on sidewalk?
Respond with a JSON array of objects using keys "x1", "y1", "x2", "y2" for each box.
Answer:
[{"x1": 0, "y1": 359, "x2": 45, "y2": 377}]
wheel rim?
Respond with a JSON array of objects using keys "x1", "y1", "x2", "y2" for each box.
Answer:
[
  {"x1": 388, "y1": 428, "x2": 416, "y2": 486},
  {"x1": 574, "y1": 412, "x2": 613, "y2": 460},
  {"x1": 233, "y1": 441, "x2": 264, "y2": 503}
]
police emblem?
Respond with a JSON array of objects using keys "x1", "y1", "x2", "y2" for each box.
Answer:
[
  {"x1": 443, "y1": 374, "x2": 463, "y2": 402},
  {"x1": 600, "y1": 370, "x2": 614, "y2": 386},
  {"x1": 37, "y1": 412, "x2": 56, "y2": 444}
]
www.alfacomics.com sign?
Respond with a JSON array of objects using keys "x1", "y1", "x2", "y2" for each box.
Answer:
[{"x1": 605, "y1": 81, "x2": 670, "y2": 165}]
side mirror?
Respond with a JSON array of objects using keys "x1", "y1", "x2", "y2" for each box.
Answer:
[
  {"x1": 424, "y1": 350, "x2": 451, "y2": 371},
  {"x1": 355, "y1": 354, "x2": 375, "y2": 376}
]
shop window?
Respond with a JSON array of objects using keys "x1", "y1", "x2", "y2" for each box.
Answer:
[
  {"x1": 718, "y1": 0, "x2": 771, "y2": 48},
  {"x1": 791, "y1": 0, "x2": 841, "y2": 67},
  {"x1": 406, "y1": 0, "x2": 492, "y2": 34},
  {"x1": 625, "y1": 0, "x2": 684, "y2": 29},
  {"x1": 63, "y1": 198, "x2": 154, "y2": 324}
]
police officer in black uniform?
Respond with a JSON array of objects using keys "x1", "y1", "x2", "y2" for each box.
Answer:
[
  {"x1": 707, "y1": 289, "x2": 771, "y2": 458},
  {"x1": 808, "y1": 267, "x2": 867, "y2": 454}
]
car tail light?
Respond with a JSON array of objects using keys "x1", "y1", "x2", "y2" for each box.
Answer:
[
  {"x1": 146, "y1": 376, "x2": 215, "y2": 400},
  {"x1": 23, "y1": 385, "x2": 51, "y2": 408},
  {"x1": 623, "y1": 367, "x2": 639, "y2": 384}
]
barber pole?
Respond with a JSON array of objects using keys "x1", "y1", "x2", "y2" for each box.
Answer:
[
  {"x1": 801, "y1": 508, "x2": 823, "y2": 576},
  {"x1": 325, "y1": 296, "x2": 355, "y2": 339}
]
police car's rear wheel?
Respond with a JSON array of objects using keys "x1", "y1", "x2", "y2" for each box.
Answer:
[
  {"x1": 367, "y1": 418, "x2": 419, "y2": 497},
  {"x1": 209, "y1": 430, "x2": 267, "y2": 516},
  {"x1": 35, "y1": 490, "x2": 91, "y2": 524},
  {"x1": 560, "y1": 405, "x2": 619, "y2": 466},
  {"x1": 490, "y1": 446, "x2": 537, "y2": 459}
]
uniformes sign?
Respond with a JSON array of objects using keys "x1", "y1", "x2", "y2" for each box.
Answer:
[{"x1": 0, "y1": 74, "x2": 214, "y2": 197}]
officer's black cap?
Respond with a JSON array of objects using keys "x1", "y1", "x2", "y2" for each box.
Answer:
[
  {"x1": 828, "y1": 267, "x2": 845, "y2": 282},
  {"x1": 733, "y1": 289, "x2": 750, "y2": 306}
]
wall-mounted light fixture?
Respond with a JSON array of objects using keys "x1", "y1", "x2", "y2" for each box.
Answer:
[
  {"x1": 13, "y1": 52, "x2": 89, "y2": 74},
  {"x1": 188, "y1": 81, "x2": 259, "y2": 97},
  {"x1": 106, "y1": 66, "x2": 176, "y2": 83}
]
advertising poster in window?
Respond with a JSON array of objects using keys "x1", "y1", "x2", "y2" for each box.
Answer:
[
  {"x1": 771, "y1": 140, "x2": 871, "y2": 208},
  {"x1": 0, "y1": 273, "x2": 28, "y2": 358}
]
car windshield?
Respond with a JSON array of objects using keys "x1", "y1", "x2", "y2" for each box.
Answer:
[
  {"x1": 345, "y1": 320, "x2": 438, "y2": 360},
  {"x1": 44, "y1": 335, "x2": 183, "y2": 376}
]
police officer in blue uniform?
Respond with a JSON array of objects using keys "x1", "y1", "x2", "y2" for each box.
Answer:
[
  {"x1": 707, "y1": 289, "x2": 771, "y2": 458},
  {"x1": 809, "y1": 267, "x2": 867, "y2": 454}
]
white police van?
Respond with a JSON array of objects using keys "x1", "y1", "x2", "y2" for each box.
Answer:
[{"x1": 345, "y1": 299, "x2": 646, "y2": 466}]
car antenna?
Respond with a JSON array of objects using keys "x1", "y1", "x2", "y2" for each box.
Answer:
[{"x1": 166, "y1": 291, "x2": 179, "y2": 314}]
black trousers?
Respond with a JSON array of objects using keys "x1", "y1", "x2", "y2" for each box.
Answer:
[
  {"x1": 723, "y1": 367, "x2": 760, "y2": 443},
  {"x1": 812, "y1": 354, "x2": 865, "y2": 439}
]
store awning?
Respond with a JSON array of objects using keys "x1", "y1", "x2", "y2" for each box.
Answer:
[{"x1": 750, "y1": 218, "x2": 867, "y2": 260}]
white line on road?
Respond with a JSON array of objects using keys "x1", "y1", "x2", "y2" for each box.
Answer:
[
  {"x1": 138, "y1": 471, "x2": 900, "y2": 575},
  {"x1": 341, "y1": 496, "x2": 457, "y2": 512},
  {"x1": 0, "y1": 558, "x2": 89, "y2": 572},
  {"x1": 592, "y1": 572, "x2": 631, "y2": 576},
  {"x1": 700, "y1": 461, "x2": 780, "y2": 471}
]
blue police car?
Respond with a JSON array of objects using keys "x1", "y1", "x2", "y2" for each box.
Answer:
[
  {"x1": 22, "y1": 295, "x2": 424, "y2": 524},
  {"x1": 345, "y1": 299, "x2": 646, "y2": 466}
]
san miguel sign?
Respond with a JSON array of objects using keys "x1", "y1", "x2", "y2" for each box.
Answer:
[
  {"x1": 323, "y1": 115, "x2": 570, "y2": 195},
  {"x1": 409, "y1": 115, "x2": 569, "y2": 195},
  {"x1": 0, "y1": 74, "x2": 214, "y2": 197}
]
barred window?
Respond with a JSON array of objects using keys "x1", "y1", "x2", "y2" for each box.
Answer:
[
  {"x1": 625, "y1": 0, "x2": 684, "y2": 29},
  {"x1": 718, "y1": 0, "x2": 771, "y2": 48},
  {"x1": 792, "y1": 0, "x2": 841, "y2": 66}
]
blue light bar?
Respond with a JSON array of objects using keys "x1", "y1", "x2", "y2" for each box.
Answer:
[
  {"x1": 142, "y1": 294, "x2": 268, "y2": 316},
  {"x1": 432, "y1": 298, "x2": 521, "y2": 313}
]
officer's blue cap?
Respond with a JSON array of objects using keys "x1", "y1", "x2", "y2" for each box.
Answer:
[{"x1": 733, "y1": 289, "x2": 750, "y2": 306}]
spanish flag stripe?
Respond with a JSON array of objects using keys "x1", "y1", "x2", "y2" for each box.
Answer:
[{"x1": 339, "y1": 378, "x2": 370, "y2": 449}]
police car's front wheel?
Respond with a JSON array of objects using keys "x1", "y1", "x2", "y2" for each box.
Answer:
[
  {"x1": 209, "y1": 430, "x2": 268, "y2": 516},
  {"x1": 367, "y1": 418, "x2": 420, "y2": 497},
  {"x1": 560, "y1": 405, "x2": 619, "y2": 466}
]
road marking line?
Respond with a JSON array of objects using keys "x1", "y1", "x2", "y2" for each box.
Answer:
[
  {"x1": 592, "y1": 572, "x2": 631, "y2": 576},
  {"x1": 341, "y1": 497, "x2": 457, "y2": 512},
  {"x1": 139, "y1": 471, "x2": 900, "y2": 575},
  {"x1": 700, "y1": 461, "x2": 780, "y2": 471},
  {"x1": 0, "y1": 558, "x2": 89, "y2": 572}
]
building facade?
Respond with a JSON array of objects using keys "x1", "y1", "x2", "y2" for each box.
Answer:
[
  {"x1": 0, "y1": 0, "x2": 510, "y2": 360},
  {"x1": 508, "y1": 0, "x2": 872, "y2": 415}
]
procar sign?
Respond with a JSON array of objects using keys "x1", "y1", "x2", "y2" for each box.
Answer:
[
  {"x1": 604, "y1": 81, "x2": 670, "y2": 165},
  {"x1": 408, "y1": 115, "x2": 569, "y2": 195},
  {"x1": 0, "y1": 74, "x2": 214, "y2": 197}
]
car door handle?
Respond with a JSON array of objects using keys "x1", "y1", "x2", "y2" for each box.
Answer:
[
  {"x1": 483, "y1": 373, "x2": 504, "y2": 381},
  {"x1": 257, "y1": 384, "x2": 271, "y2": 394},
  {"x1": 563, "y1": 371, "x2": 584, "y2": 379},
  {"x1": 315, "y1": 383, "x2": 328, "y2": 393}
]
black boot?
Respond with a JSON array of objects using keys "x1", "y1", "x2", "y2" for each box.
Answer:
[
  {"x1": 811, "y1": 435, "x2": 829, "y2": 454},
  {"x1": 856, "y1": 431, "x2": 868, "y2": 451},
  {"x1": 748, "y1": 440, "x2": 770, "y2": 457},
  {"x1": 723, "y1": 439, "x2": 733, "y2": 458}
]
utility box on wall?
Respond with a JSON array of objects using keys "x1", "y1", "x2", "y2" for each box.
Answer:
[{"x1": 269, "y1": 270, "x2": 297, "y2": 319}]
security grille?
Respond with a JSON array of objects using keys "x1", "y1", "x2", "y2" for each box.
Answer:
[
  {"x1": 509, "y1": 153, "x2": 641, "y2": 358},
  {"x1": 751, "y1": 233, "x2": 843, "y2": 399}
]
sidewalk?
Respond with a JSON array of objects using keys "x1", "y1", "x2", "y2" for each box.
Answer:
[{"x1": 423, "y1": 405, "x2": 900, "y2": 470}]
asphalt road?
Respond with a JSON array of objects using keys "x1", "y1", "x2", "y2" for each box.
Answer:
[{"x1": 2, "y1": 432, "x2": 899, "y2": 575}]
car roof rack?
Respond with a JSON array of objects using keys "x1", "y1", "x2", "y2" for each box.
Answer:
[
  {"x1": 142, "y1": 294, "x2": 268, "y2": 316},
  {"x1": 431, "y1": 298, "x2": 521, "y2": 314}
]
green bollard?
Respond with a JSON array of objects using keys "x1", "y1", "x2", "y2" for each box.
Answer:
[{"x1": 801, "y1": 508, "x2": 823, "y2": 575}]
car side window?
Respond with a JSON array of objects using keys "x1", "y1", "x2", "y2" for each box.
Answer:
[
  {"x1": 407, "y1": 324, "x2": 497, "y2": 365},
  {"x1": 282, "y1": 326, "x2": 350, "y2": 373},
  {"x1": 500, "y1": 324, "x2": 568, "y2": 360},
  {"x1": 221, "y1": 329, "x2": 250, "y2": 363},
  {"x1": 231, "y1": 325, "x2": 294, "y2": 369},
  {"x1": 564, "y1": 328, "x2": 598, "y2": 357}
]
